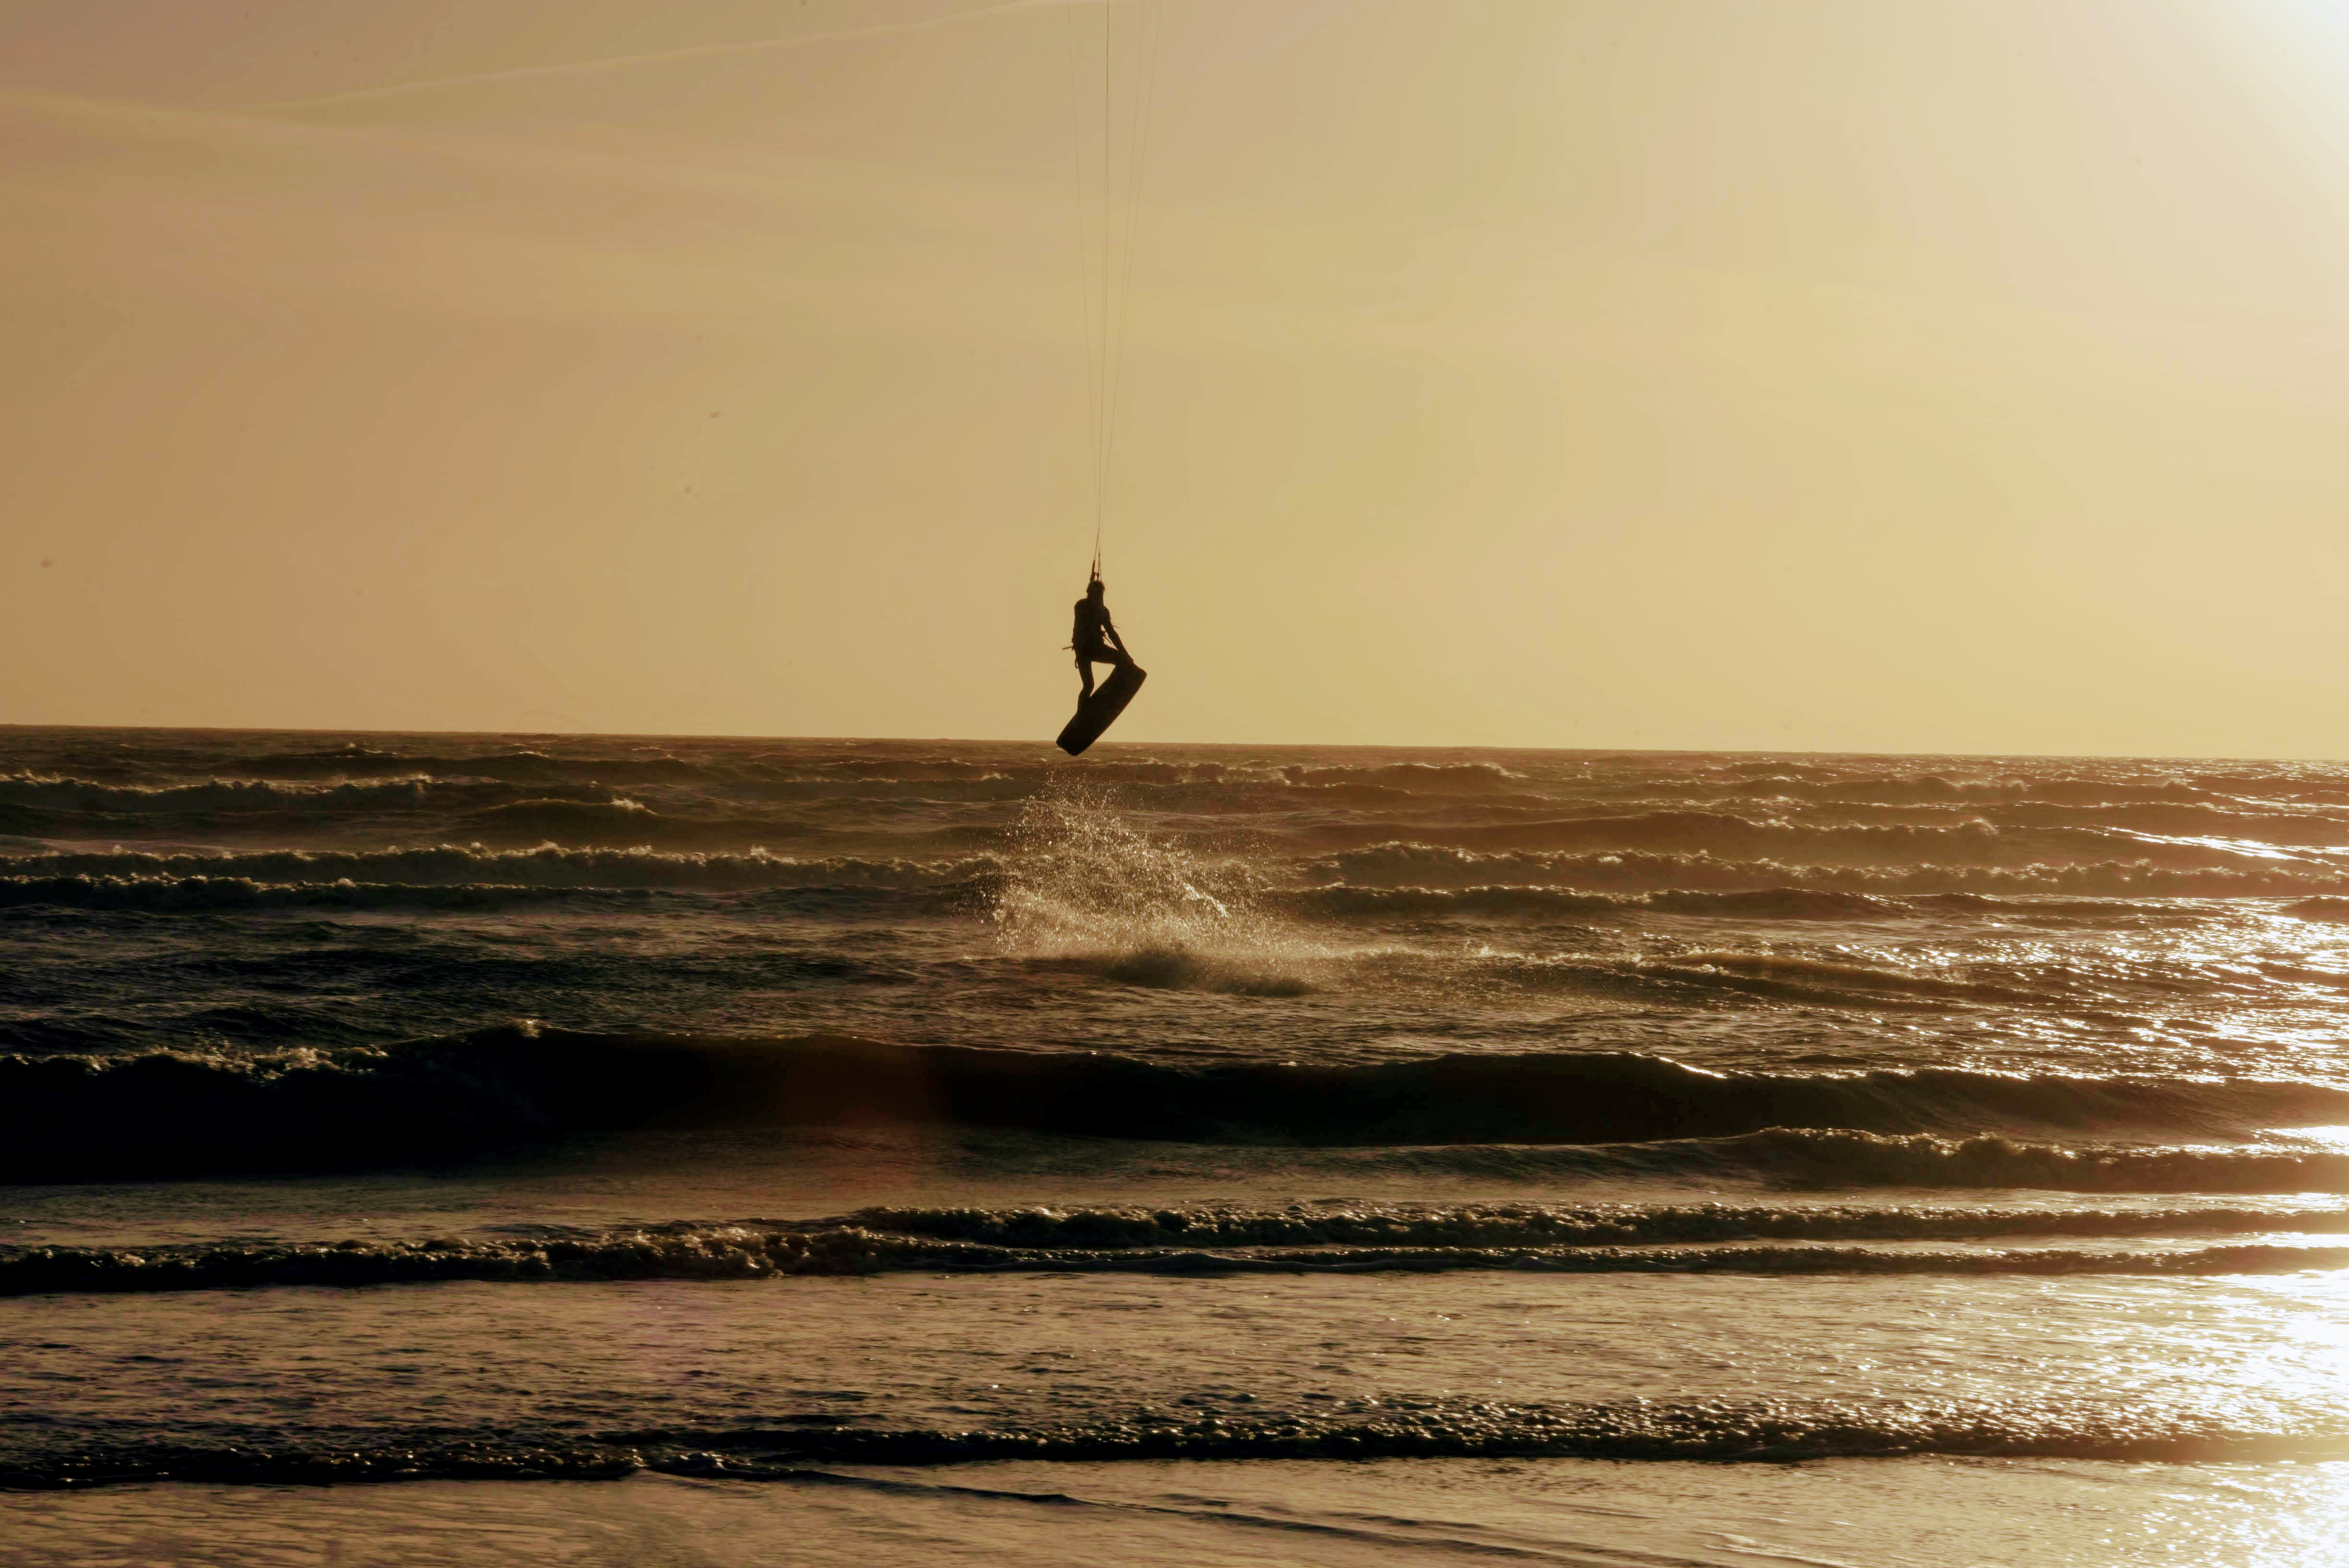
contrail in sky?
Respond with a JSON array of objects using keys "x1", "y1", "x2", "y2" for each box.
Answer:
[{"x1": 247, "y1": 0, "x2": 1087, "y2": 114}]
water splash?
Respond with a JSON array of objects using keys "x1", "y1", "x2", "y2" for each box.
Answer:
[{"x1": 988, "y1": 784, "x2": 1324, "y2": 995}]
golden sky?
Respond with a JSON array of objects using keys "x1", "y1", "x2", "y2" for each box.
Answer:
[{"x1": 4, "y1": 0, "x2": 2346, "y2": 753}]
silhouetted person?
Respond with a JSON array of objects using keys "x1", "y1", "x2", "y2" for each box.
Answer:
[{"x1": 1072, "y1": 575, "x2": 1134, "y2": 700}]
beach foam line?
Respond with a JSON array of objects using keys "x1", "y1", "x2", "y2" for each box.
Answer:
[
  {"x1": 10, "y1": 1216, "x2": 2349, "y2": 1298},
  {"x1": 7, "y1": 1396, "x2": 2346, "y2": 1487},
  {"x1": 845, "y1": 1199, "x2": 2349, "y2": 1249}
]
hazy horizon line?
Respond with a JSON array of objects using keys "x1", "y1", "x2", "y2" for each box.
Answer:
[{"x1": 0, "y1": 719, "x2": 2333, "y2": 766}]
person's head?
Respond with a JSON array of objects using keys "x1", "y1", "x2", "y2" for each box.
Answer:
[{"x1": 1086, "y1": 577, "x2": 1105, "y2": 600}]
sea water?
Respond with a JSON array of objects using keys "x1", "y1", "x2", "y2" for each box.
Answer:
[{"x1": 3, "y1": 728, "x2": 2349, "y2": 1565}]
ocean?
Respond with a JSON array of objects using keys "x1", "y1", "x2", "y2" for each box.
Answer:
[{"x1": 3, "y1": 725, "x2": 2347, "y2": 1565}]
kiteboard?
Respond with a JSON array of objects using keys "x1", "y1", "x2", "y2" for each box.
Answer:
[{"x1": 1056, "y1": 663, "x2": 1147, "y2": 756}]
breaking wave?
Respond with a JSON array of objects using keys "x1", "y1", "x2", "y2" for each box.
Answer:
[
  {"x1": 1311, "y1": 843, "x2": 2349, "y2": 898},
  {"x1": 0, "y1": 876, "x2": 971, "y2": 916},
  {"x1": 18, "y1": 1195, "x2": 2349, "y2": 1296},
  {"x1": 7, "y1": 1396, "x2": 2345, "y2": 1487},
  {"x1": 11, "y1": 1223, "x2": 2349, "y2": 1299},
  {"x1": 0, "y1": 875, "x2": 665, "y2": 914},
  {"x1": 1287, "y1": 884, "x2": 1894, "y2": 921},
  {"x1": 0, "y1": 846, "x2": 998, "y2": 891},
  {"x1": 0, "y1": 774, "x2": 460, "y2": 813},
  {"x1": 8, "y1": 1026, "x2": 2348, "y2": 1181},
  {"x1": 1689, "y1": 1126, "x2": 2349, "y2": 1192},
  {"x1": 843, "y1": 1198, "x2": 2349, "y2": 1248}
]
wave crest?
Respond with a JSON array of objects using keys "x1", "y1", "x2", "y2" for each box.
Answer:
[
  {"x1": 6, "y1": 1396, "x2": 2343, "y2": 1486},
  {"x1": 10, "y1": 1223, "x2": 2345, "y2": 1299},
  {"x1": 1314, "y1": 842, "x2": 2349, "y2": 898},
  {"x1": 9, "y1": 1028, "x2": 2347, "y2": 1181},
  {"x1": 0, "y1": 846, "x2": 998, "y2": 891}
]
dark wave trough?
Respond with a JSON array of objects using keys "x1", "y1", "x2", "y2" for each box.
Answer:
[{"x1": 7, "y1": 1026, "x2": 2347, "y2": 1182}]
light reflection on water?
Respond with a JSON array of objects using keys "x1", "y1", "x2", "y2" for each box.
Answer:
[
  {"x1": 3, "y1": 1457, "x2": 2346, "y2": 1566},
  {"x1": 2269, "y1": 1125, "x2": 2349, "y2": 1152},
  {"x1": 2229, "y1": 1270, "x2": 2349, "y2": 1415}
]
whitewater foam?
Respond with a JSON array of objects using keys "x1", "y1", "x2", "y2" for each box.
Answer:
[{"x1": 989, "y1": 788, "x2": 1338, "y2": 994}]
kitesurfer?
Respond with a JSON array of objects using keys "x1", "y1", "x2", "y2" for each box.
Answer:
[{"x1": 1071, "y1": 575, "x2": 1134, "y2": 700}]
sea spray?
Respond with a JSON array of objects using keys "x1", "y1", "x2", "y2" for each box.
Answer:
[{"x1": 989, "y1": 784, "x2": 1331, "y2": 994}]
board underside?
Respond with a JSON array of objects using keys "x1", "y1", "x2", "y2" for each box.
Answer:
[{"x1": 1056, "y1": 664, "x2": 1147, "y2": 756}]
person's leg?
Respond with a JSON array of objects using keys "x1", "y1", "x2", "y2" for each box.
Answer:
[{"x1": 1076, "y1": 653, "x2": 1095, "y2": 700}]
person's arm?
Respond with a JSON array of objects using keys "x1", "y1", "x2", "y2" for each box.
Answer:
[{"x1": 1103, "y1": 609, "x2": 1127, "y2": 652}]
